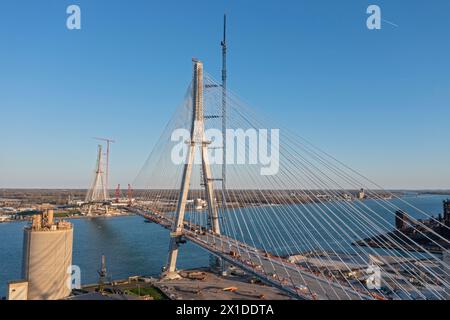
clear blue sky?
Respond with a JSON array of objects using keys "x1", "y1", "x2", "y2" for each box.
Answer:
[{"x1": 0, "y1": 0, "x2": 449, "y2": 189}]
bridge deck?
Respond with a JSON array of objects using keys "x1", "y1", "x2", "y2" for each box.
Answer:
[{"x1": 130, "y1": 207, "x2": 373, "y2": 300}]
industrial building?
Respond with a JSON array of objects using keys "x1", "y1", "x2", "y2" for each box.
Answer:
[
  {"x1": 8, "y1": 208, "x2": 73, "y2": 300},
  {"x1": 7, "y1": 280, "x2": 28, "y2": 300},
  {"x1": 395, "y1": 210, "x2": 413, "y2": 230},
  {"x1": 357, "y1": 188, "x2": 365, "y2": 200},
  {"x1": 443, "y1": 200, "x2": 450, "y2": 227}
]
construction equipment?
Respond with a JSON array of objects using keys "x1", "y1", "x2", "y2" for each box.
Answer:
[{"x1": 98, "y1": 255, "x2": 108, "y2": 292}]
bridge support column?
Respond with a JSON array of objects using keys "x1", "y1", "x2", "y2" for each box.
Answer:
[
  {"x1": 165, "y1": 140, "x2": 196, "y2": 276},
  {"x1": 164, "y1": 59, "x2": 221, "y2": 278}
]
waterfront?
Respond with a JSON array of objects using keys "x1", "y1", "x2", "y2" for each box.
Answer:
[
  {"x1": 0, "y1": 215, "x2": 209, "y2": 297},
  {"x1": 1, "y1": 194, "x2": 448, "y2": 297}
]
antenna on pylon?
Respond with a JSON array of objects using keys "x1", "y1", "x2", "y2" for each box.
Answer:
[{"x1": 221, "y1": 13, "x2": 228, "y2": 206}]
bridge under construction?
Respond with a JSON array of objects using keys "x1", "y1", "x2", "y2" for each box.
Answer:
[{"x1": 129, "y1": 55, "x2": 450, "y2": 300}]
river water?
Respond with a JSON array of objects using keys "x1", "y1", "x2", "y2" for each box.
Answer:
[{"x1": 1, "y1": 194, "x2": 448, "y2": 297}]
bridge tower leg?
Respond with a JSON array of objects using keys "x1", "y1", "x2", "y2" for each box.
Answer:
[
  {"x1": 86, "y1": 144, "x2": 107, "y2": 204},
  {"x1": 165, "y1": 59, "x2": 221, "y2": 278}
]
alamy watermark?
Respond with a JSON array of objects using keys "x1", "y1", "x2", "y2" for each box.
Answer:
[
  {"x1": 366, "y1": 4, "x2": 398, "y2": 30},
  {"x1": 366, "y1": 5, "x2": 382, "y2": 30},
  {"x1": 171, "y1": 128, "x2": 280, "y2": 176},
  {"x1": 67, "y1": 265, "x2": 81, "y2": 290},
  {"x1": 64, "y1": 5, "x2": 396, "y2": 31},
  {"x1": 66, "y1": 5, "x2": 81, "y2": 30}
]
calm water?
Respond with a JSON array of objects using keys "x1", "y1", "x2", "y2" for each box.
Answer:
[
  {"x1": 220, "y1": 194, "x2": 450, "y2": 256},
  {"x1": 1, "y1": 194, "x2": 448, "y2": 296}
]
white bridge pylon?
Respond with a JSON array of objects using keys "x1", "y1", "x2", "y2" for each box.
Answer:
[
  {"x1": 85, "y1": 144, "x2": 108, "y2": 203},
  {"x1": 165, "y1": 59, "x2": 221, "y2": 277}
]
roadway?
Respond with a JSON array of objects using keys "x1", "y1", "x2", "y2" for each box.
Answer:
[{"x1": 130, "y1": 206, "x2": 372, "y2": 300}]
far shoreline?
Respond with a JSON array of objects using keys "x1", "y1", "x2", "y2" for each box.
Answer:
[{"x1": 0, "y1": 212, "x2": 137, "y2": 225}]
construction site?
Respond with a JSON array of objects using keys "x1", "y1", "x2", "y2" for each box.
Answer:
[{"x1": 66, "y1": 267, "x2": 291, "y2": 301}]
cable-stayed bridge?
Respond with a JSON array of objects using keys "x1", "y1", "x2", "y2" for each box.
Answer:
[
  {"x1": 130, "y1": 59, "x2": 450, "y2": 300},
  {"x1": 131, "y1": 206, "x2": 370, "y2": 300}
]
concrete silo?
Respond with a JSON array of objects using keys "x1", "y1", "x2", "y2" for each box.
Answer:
[{"x1": 21, "y1": 209, "x2": 73, "y2": 300}]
